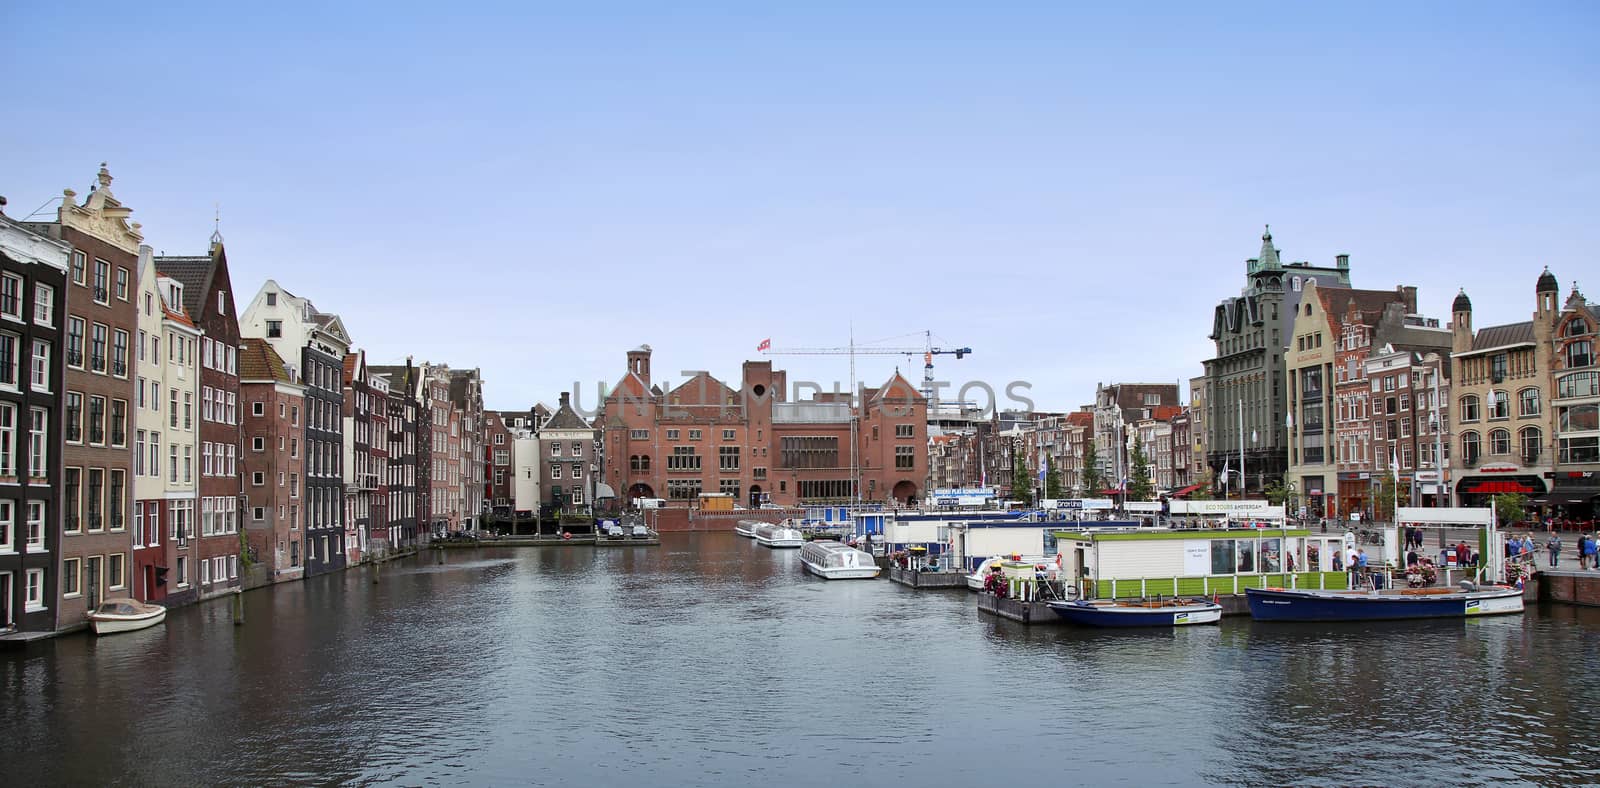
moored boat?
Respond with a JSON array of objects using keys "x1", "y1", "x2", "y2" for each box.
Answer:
[
  {"x1": 734, "y1": 519, "x2": 761, "y2": 538},
  {"x1": 753, "y1": 522, "x2": 805, "y2": 548},
  {"x1": 1047, "y1": 598, "x2": 1222, "y2": 628},
  {"x1": 965, "y1": 554, "x2": 1052, "y2": 591},
  {"x1": 800, "y1": 541, "x2": 880, "y2": 579},
  {"x1": 1245, "y1": 584, "x2": 1525, "y2": 622},
  {"x1": 88, "y1": 598, "x2": 168, "y2": 635}
]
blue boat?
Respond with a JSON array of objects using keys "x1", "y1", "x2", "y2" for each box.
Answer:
[
  {"x1": 1245, "y1": 585, "x2": 1525, "y2": 622},
  {"x1": 1047, "y1": 598, "x2": 1223, "y2": 628}
]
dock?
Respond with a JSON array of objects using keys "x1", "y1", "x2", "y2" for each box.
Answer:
[
  {"x1": 977, "y1": 592, "x2": 1255, "y2": 625},
  {"x1": 1534, "y1": 569, "x2": 1600, "y2": 607},
  {"x1": 888, "y1": 567, "x2": 967, "y2": 589}
]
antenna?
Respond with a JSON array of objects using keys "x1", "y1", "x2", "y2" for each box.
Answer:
[{"x1": 210, "y1": 202, "x2": 224, "y2": 244}]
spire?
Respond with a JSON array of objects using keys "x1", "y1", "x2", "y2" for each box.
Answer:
[
  {"x1": 210, "y1": 202, "x2": 224, "y2": 245},
  {"x1": 1258, "y1": 224, "x2": 1281, "y2": 270}
]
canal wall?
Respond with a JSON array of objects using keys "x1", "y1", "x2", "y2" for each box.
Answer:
[{"x1": 1535, "y1": 570, "x2": 1600, "y2": 607}]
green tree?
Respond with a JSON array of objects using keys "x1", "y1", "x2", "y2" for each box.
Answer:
[
  {"x1": 1263, "y1": 479, "x2": 1290, "y2": 506},
  {"x1": 1081, "y1": 441, "x2": 1103, "y2": 496},
  {"x1": 1128, "y1": 437, "x2": 1153, "y2": 502},
  {"x1": 1495, "y1": 493, "x2": 1528, "y2": 526},
  {"x1": 1045, "y1": 457, "x2": 1064, "y2": 500},
  {"x1": 1011, "y1": 453, "x2": 1034, "y2": 506},
  {"x1": 1375, "y1": 475, "x2": 1398, "y2": 522}
]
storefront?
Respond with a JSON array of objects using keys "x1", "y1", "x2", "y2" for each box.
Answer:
[
  {"x1": 1537, "y1": 475, "x2": 1600, "y2": 522},
  {"x1": 1337, "y1": 471, "x2": 1372, "y2": 522},
  {"x1": 1454, "y1": 475, "x2": 1546, "y2": 508}
]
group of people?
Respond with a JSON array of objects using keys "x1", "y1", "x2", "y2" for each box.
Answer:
[{"x1": 1549, "y1": 532, "x2": 1600, "y2": 570}]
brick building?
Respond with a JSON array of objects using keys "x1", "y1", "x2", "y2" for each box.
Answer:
[
  {"x1": 26, "y1": 166, "x2": 141, "y2": 626},
  {"x1": 0, "y1": 211, "x2": 69, "y2": 633},
  {"x1": 600, "y1": 346, "x2": 927, "y2": 509},
  {"x1": 155, "y1": 238, "x2": 243, "y2": 602},
  {"x1": 240, "y1": 338, "x2": 305, "y2": 583}
]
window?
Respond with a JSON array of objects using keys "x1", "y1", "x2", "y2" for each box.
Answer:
[
  {"x1": 895, "y1": 424, "x2": 915, "y2": 438},
  {"x1": 667, "y1": 446, "x2": 700, "y2": 471},
  {"x1": 895, "y1": 445, "x2": 915, "y2": 469},
  {"x1": 1490, "y1": 353, "x2": 1507, "y2": 382},
  {"x1": 176, "y1": 556, "x2": 188, "y2": 587},
  {"x1": 110, "y1": 400, "x2": 126, "y2": 446},
  {"x1": 184, "y1": 392, "x2": 192, "y2": 428},
  {"x1": 0, "y1": 404, "x2": 13, "y2": 479},
  {"x1": 720, "y1": 429, "x2": 736, "y2": 441},
  {"x1": 1519, "y1": 388, "x2": 1541, "y2": 417},
  {"x1": 201, "y1": 555, "x2": 210, "y2": 584},
  {"x1": 1559, "y1": 403, "x2": 1599, "y2": 433},
  {"x1": 571, "y1": 462, "x2": 583, "y2": 478},
  {"x1": 629, "y1": 429, "x2": 648, "y2": 440},
  {"x1": 65, "y1": 392, "x2": 81, "y2": 443},
  {"x1": 1488, "y1": 390, "x2": 1510, "y2": 420},
  {"x1": 87, "y1": 396, "x2": 105, "y2": 445},
  {"x1": 665, "y1": 429, "x2": 679, "y2": 441},
  {"x1": 1461, "y1": 432, "x2": 1481, "y2": 466},
  {"x1": 64, "y1": 468, "x2": 80, "y2": 532},
  {"x1": 24, "y1": 499, "x2": 41, "y2": 552},
  {"x1": 27, "y1": 408, "x2": 46, "y2": 479},
  {"x1": 1459, "y1": 395, "x2": 1480, "y2": 422},
  {"x1": 688, "y1": 430, "x2": 702, "y2": 441},
  {"x1": 0, "y1": 273, "x2": 21, "y2": 319},
  {"x1": 90, "y1": 323, "x2": 107, "y2": 372},
  {"x1": 780, "y1": 436, "x2": 839, "y2": 469},
  {"x1": 202, "y1": 386, "x2": 213, "y2": 422},
  {"x1": 108, "y1": 553, "x2": 125, "y2": 590},
  {"x1": 266, "y1": 319, "x2": 283, "y2": 338},
  {"x1": 24, "y1": 568, "x2": 44, "y2": 611},
  {"x1": 86, "y1": 468, "x2": 103, "y2": 531},
  {"x1": 667, "y1": 478, "x2": 702, "y2": 499},
  {"x1": 253, "y1": 436, "x2": 265, "y2": 452},
  {"x1": 203, "y1": 443, "x2": 212, "y2": 476},
  {"x1": 550, "y1": 442, "x2": 561, "y2": 457},
  {"x1": 112, "y1": 330, "x2": 128, "y2": 376},
  {"x1": 1569, "y1": 340, "x2": 1595, "y2": 369},
  {"x1": 1560, "y1": 436, "x2": 1600, "y2": 464},
  {"x1": 92, "y1": 259, "x2": 109, "y2": 303},
  {"x1": 630, "y1": 454, "x2": 651, "y2": 472},
  {"x1": 1489, "y1": 428, "x2": 1511, "y2": 456},
  {"x1": 1521, "y1": 427, "x2": 1543, "y2": 464},
  {"x1": 22, "y1": 339, "x2": 47, "y2": 395},
  {"x1": 551, "y1": 464, "x2": 562, "y2": 479},
  {"x1": 70, "y1": 251, "x2": 85, "y2": 285},
  {"x1": 494, "y1": 450, "x2": 509, "y2": 465},
  {"x1": 1558, "y1": 372, "x2": 1598, "y2": 399},
  {"x1": 0, "y1": 332, "x2": 17, "y2": 388},
  {"x1": 115, "y1": 267, "x2": 129, "y2": 301},
  {"x1": 62, "y1": 557, "x2": 79, "y2": 597},
  {"x1": 571, "y1": 441, "x2": 583, "y2": 455},
  {"x1": 66, "y1": 317, "x2": 84, "y2": 368},
  {"x1": 266, "y1": 291, "x2": 277, "y2": 306},
  {"x1": 253, "y1": 400, "x2": 265, "y2": 417},
  {"x1": 0, "y1": 500, "x2": 11, "y2": 552},
  {"x1": 33, "y1": 283, "x2": 53, "y2": 325}
]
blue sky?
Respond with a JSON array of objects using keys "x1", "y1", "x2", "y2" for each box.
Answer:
[{"x1": 4, "y1": 2, "x2": 1596, "y2": 411}]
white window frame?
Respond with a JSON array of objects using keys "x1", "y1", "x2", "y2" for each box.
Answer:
[{"x1": 24, "y1": 568, "x2": 45, "y2": 611}]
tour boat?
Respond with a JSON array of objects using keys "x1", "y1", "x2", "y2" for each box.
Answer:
[
  {"x1": 753, "y1": 522, "x2": 805, "y2": 548},
  {"x1": 800, "y1": 541, "x2": 881, "y2": 579},
  {"x1": 1047, "y1": 598, "x2": 1223, "y2": 628},
  {"x1": 965, "y1": 554, "x2": 1053, "y2": 591},
  {"x1": 1245, "y1": 584, "x2": 1525, "y2": 622},
  {"x1": 734, "y1": 519, "x2": 761, "y2": 538},
  {"x1": 88, "y1": 598, "x2": 168, "y2": 635}
]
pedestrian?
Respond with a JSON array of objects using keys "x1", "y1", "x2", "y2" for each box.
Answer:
[
  {"x1": 1547, "y1": 532, "x2": 1562, "y2": 568},
  {"x1": 1581, "y1": 533, "x2": 1597, "y2": 571},
  {"x1": 1579, "y1": 534, "x2": 1591, "y2": 570},
  {"x1": 1347, "y1": 546, "x2": 1360, "y2": 588},
  {"x1": 1356, "y1": 548, "x2": 1370, "y2": 588},
  {"x1": 1332, "y1": 550, "x2": 1344, "y2": 572}
]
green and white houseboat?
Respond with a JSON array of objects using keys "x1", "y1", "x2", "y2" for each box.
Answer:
[{"x1": 1051, "y1": 526, "x2": 1353, "y2": 600}]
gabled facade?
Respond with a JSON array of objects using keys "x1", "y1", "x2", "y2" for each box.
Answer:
[
  {"x1": 0, "y1": 212, "x2": 69, "y2": 632},
  {"x1": 342, "y1": 351, "x2": 379, "y2": 563},
  {"x1": 371, "y1": 361, "x2": 425, "y2": 550},
  {"x1": 540, "y1": 393, "x2": 595, "y2": 508},
  {"x1": 448, "y1": 369, "x2": 485, "y2": 528},
  {"x1": 1548, "y1": 281, "x2": 1598, "y2": 515},
  {"x1": 133, "y1": 248, "x2": 201, "y2": 603},
  {"x1": 25, "y1": 165, "x2": 141, "y2": 627},
  {"x1": 155, "y1": 237, "x2": 243, "y2": 601}
]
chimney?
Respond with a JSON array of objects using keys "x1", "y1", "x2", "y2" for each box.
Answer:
[
  {"x1": 1336, "y1": 254, "x2": 1350, "y2": 269},
  {"x1": 560, "y1": 391, "x2": 570, "y2": 409}
]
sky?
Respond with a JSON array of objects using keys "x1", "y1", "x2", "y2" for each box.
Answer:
[{"x1": 4, "y1": 1, "x2": 1596, "y2": 412}]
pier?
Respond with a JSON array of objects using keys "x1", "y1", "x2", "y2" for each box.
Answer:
[
  {"x1": 888, "y1": 567, "x2": 966, "y2": 588},
  {"x1": 1534, "y1": 570, "x2": 1600, "y2": 607}
]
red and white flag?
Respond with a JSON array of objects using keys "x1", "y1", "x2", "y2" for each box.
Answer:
[{"x1": 757, "y1": 338, "x2": 771, "y2": 352}]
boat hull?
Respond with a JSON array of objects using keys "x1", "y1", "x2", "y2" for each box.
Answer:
[
  {"x1": 734, "y1": 526, "x2": 757, "y2": 538},
  {"x1": 1245, "y1": 587, "x2": 1525, "y2": 622},
  {"x1": 758, "y1": 538, "x2": 804, "y2": 548},
  {"x1": 1047, "y1": 601, "x2": 1222, "y2": 628},
  {"x1": 89, "y1": 608, "x2": 167, "y2": 635},
  {"x1": 801, "y1": 561, "x2": 880, "y2": 579}
]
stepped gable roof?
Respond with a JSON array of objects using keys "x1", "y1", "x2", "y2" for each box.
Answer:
[
  {"x1": 240, "y1": 338, "x2": 293, "y2": 383},
  {"x1": 1471, "y1": 321, "x2": 1535, "y2": 351}
]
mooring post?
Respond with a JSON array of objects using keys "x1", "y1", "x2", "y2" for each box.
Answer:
[
  {"x1": 371, "y1": 560, "x2": 380, "y2": 584},
  {"x1": 436, "y1": 546, "x2": 445, "y2": 564},
  {"x1": 232, "y1": 589, "x2": 245, "y2": 626}
]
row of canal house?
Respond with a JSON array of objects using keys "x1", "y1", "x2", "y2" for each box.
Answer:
[{"x1": 0, "y1": 166, "x2": 492, "y2": 636}]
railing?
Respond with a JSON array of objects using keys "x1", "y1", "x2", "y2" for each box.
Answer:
[
  {"x1": 112, "y1": 361, "x2": 127, "y2": 376},
  {"x1": 67, "y1": 350, "x2": 83, "y2": 367},
  {"x1": 1095, "y1": 571, "x2": 1351, "y2": 599},
  {"x1": 93, "y1": 286, "x2": 108, "y2": 302}
]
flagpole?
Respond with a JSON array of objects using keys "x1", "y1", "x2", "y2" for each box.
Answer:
[{"x1": 1238, "y1": 398, "x2": 1245, "y2": 501}]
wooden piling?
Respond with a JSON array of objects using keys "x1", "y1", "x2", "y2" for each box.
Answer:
[{"x1": 232, "y1": 590, "x2": 245, "y2": 626}]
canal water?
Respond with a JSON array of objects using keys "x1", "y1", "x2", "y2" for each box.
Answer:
[{"x1": 4, "y1": 532, "x2": 1599, "y2": 786}]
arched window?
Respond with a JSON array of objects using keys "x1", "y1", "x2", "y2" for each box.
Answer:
[
  {"x1": 1566, "y1": 318, "x2": 1590, "y2": 337},
  {"x1": 1518, "y1": 387, "x2": 1541, "y2": 417},
  {"x1": 1488, "y1": 390, "x2": 1510, "y2": 419},
  {"x1": 1557, "y1": 371, "x2": 1599, "y2": 399},
  {"x1": 1292, "y1": 276, "x2": 1302, "y2": 292},
  {"x1": 1459, "y1": 395, "x2": 1481, "y2": 422},
  {"x1": 1520, "y1": 427, "x2": 1542, "y2": 464},
  {"x1": 1489, "y1": 428, "x2": 1511, "y2": 455},
  {"x1": 1461, "y1": 431, "x2": 1481, "y2": 465}
]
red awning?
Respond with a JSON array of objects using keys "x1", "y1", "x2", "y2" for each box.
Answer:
[
  {"x1": 1099, "y1": 488, "x2": 1122, "y2": 496},
  {"x1": 1464, "y1": 481, "x2": 1535, "y2": 494},
  {"x1": 1170, "y1": 484, "x2": 1202, "y2": 498}
]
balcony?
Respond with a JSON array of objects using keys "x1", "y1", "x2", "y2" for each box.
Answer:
[
  {"x1": 112, "y1": 361, "x2": 127, "y2": 376},
  {"x1": 93, "y1": 286, "x2": 108, "y2": 303}
]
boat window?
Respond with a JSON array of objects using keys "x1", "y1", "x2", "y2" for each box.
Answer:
[
  {"x1": 1211, "y1": 540, "x2": 1235, "y2": 575},
  {"x1": 98, "y1": 603, "x2": 120, "y2": 614},
  {"x1": 1235, "y1": 540, "x2": 1256, "y2": 573}
]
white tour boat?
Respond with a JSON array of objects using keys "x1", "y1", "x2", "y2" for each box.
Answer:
[
  {"x1": 88, "y1": 598, "x2": 168, "y2": 635},
  {"x1": 753, "y1": 522, "x2": 805, "y2": 548},
  {"x1": 734, "y1": 519, "x2": 762, "y2": 538},
  {"x1": 965, "y1": 554, "x2": 1055, "y2": 591},
  {"x1": 800, "y1": 541, "x2": 881, "y2": 579}
]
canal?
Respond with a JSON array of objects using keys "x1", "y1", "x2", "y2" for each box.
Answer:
[{"x1": 4, "y1": 532, "x2": 1599, "y2": 786}]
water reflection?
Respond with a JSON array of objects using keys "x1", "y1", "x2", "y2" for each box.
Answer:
[{"x1": 1, "y1": 532, "x2": 1597, "y2": 786}]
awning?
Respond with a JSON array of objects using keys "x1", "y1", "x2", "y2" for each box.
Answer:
[
  {"x1": 1099, "y1": 488, "x2": 1122, "y2": 496},
  {"x1": 1532, "y1": 491, "x2": 1599, "y2": 506},
  {"x1": 1170, "y1": 484, "x2": 1202, "y2": 498},
  {"x1": 1463, "y1": 481, "x2": 1537, "y2": 495}
]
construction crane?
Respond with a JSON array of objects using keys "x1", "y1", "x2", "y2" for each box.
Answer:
[{"x1": 759, "y1": 330, "x2": 972, "y2": 400}]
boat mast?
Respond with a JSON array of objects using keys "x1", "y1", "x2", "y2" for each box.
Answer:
[{"x1": 849, "y1": 322, "x2": 860, "y2": 506}]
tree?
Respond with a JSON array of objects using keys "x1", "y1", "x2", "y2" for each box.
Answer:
[
  {"x1": 1128, "y1": 437, "x2": 1153, "y2": 502},
  {"x1": 1045, "y1": 457, "x2": 1064, "y2": 500},
  {"x1": 1263, "y1": 480, "x2": 1290, "y2": 506},
  {"x1": 1495, "y1": 493, "x2": 1528, "y2": 526},
  {"x1": 1375, "y1": 475, "x2": 1398, "y2": 523},
  {"x1": 1080, "y1": 441, "x2": 1103, "y2": 496},
  {"x1": 1011, "y1": 453, "x2": 1034, "y2": 506}
]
